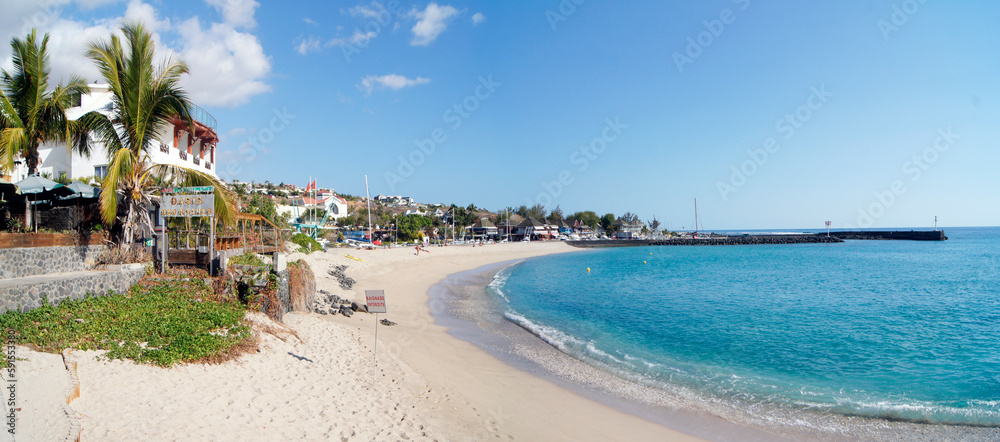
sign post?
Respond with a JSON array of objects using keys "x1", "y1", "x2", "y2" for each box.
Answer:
[
  {"x1": 825, "y1": 220, "x2": 832, "y2": 237},
  {"x1": 365, "y1": 289, "x2": 388, "y2": 385},
  {"x1": 160, "y1": 187, "x2": 215, "y2": 273}
]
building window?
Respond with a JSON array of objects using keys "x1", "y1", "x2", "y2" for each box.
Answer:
[{"x1": 95, "y1": 165, "x2": 108, "y2": 179}]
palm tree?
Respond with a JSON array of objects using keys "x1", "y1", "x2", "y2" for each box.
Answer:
[
  {"x1": 0, "y1": 29, "x2": 89, "y2": 177},
  {"x1": 77, "y1": 21, "x2": 235, "y2": 247}
]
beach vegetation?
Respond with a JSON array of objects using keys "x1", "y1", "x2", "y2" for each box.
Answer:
[
  {"x1": 291, "y1": 232, "x2": 322, "y2": 253},
  {"x1": 0, "y1": 29, "x2": 89, "y2": 177},
  {"x1": 228, "y1": 250, "x2": 267, "y2": 267},
  {"x1": 74, "y1": 21, "x2": 236, "y2": 249},
  {"x1": 0, "y1": 276, "x2": 252, "y2": 367}
]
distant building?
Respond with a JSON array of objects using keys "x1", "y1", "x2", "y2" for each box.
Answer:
[
  {"x1": 277, "y1": 193, "x2": 348, "y2": 224},
  {"x1": 613, "y1": 219, "x2": 645, "y2": 239},
  {"x1": 471, "y1": 217, "x2": 498, "y2": 239}
]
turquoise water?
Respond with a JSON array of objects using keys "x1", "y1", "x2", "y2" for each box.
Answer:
[{"x1": 492, "y1": 227, "x2": 1000, "y2": 427}]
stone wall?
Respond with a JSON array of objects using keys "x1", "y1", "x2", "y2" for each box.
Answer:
[
  {"x1": 0, "y1": 245, "x2": 105, "y2": 279},
  {"x1": 0, "y1": 268, "x2": 146, "y2": 313}
]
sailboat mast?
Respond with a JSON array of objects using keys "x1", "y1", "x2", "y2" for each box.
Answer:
[
  {"x1": 694, "y1": 198, "x2": 699, "y2": 238},
  {"x1": 364, "y1": 175, "x2": 373, "y2": 243}
]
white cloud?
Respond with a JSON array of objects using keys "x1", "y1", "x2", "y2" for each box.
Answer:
[
  {"x1": 205, "y1": 0, "x2": 259, "y2": 29},
  {"x1": 358, "y1": 74, "x2": 430, "y2": 95},
  {"x1": 1, "y1": 0, "x2": 272, "y2": 108},
  {"x1": 409, "y1": 3, "x2": 459, "y2": 46},
  {"x1": 471, "y1": 12, "x2": 485, "y2": 25},
  {"x1": 295, "y1": 36, "x2": 321, "y2": 55},
  {"x1": 348, "y1": 2, "x2": 387, "y2": 20},
  {"x1": 175, "y1": 16, "x2": 271, "y2": 107},
  {"x1": 303, "y1": 18, "x2": 316, "y2": 25}
]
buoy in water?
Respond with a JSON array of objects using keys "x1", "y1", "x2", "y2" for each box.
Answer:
[
  {"x1": 586, "y1": 267, "x2": 591, "y2": 272},
  {"x1": 643, "y1": 261, "x2": 647, "y2": 264}
]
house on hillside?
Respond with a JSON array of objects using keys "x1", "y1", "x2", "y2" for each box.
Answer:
[
  {"x1": 7, "y1": 83, "x2": 220, "y2": 183},
  {"x1": 277, "y1": 194, "x2": 348, "y2": 224}
]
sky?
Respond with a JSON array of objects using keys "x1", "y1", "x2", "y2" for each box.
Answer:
[{"x1": 2, "y1": 0, "x2": 998, "y2": 230}]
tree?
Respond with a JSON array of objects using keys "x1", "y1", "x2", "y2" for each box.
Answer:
[
  {"x1": 567, "y1": 210, "x2": 599, "y2": 229},
  {"x1": 77, "y1": 21, "x2": 236, "y2": 247},
  {"x1": 549, "y1": 205, "x2": 564, "y2": 223},
  {"x1": 526, "y1": 203, "x2": 546, "y2": 220},
  {"x1": 516, "y1": 205, "x2": 528, "y2": 217},
  {"x1": 0, "y1": 29, "x2": 89, "y2": 176},
  {"x1": 648, "y1": 216, "x2": 661, "y2": 235},
  {"x1": 620, "y1": 211, "x2": 639, "y2": 223},
  {"x1": 396, "y1": 214, "x2": 433, "y2": 241},
  {"x1": 600, "y1": 213, "x2": 616, "y2": 235}
]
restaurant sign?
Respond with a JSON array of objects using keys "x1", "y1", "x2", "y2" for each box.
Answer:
[{"x1": 161, "y1": 193, "x2": 214, "y2": 217}]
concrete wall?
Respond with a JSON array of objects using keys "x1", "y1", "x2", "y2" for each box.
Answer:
[
  {"x1": 0, "y1": 268, "x2": 146, "y2": 314},
  {"x1": 0, "y1": 245, "x2": 105, "y2": 279}
]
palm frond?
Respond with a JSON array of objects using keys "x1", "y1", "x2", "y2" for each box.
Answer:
[{"x1": 100, "y1": 146, "x2": 136, "y2": 224}]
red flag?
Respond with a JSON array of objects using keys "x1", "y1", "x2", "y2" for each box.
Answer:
[
  {"x1": 310, "y1": 179, "x2": 317, "y2": 191},
  {"x1": 304, "y1": 180, "x2": 313, "y2": 192}
]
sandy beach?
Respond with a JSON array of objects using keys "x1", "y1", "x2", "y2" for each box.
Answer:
[{"x1": 9, "y1": 242, "x2": 703, "y2": 441}]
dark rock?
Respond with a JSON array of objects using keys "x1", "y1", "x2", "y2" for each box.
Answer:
[
  {"x1": 340, "y1": 306, "x2": 354, "y2": 317},
  {"x1": 380, "y1": 319, "x2": 396, "y2": 326}
]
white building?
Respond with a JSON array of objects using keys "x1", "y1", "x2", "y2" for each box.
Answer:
[
  {"x1": 277, "y1": 194, "x2": 348, "y2": 225},
  {"x1": 6, "y1": 83, "x2": 219, "y2": 183}
]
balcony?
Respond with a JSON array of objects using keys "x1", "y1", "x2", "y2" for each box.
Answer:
[{"x1": 188, "y1": 104, "x2": 217, "y2": 132}]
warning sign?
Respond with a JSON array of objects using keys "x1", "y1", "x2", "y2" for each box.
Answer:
[{"x1": 365, "y1": 290, "x2": 387, "y2": 313}]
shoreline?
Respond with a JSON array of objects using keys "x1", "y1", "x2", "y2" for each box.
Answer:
[
  {"x1": 327, "y1": 241, "x2": 705, "y2": 440},
  {"x1": 427, "y1": 258, "x2": 782, "y2": 442}
]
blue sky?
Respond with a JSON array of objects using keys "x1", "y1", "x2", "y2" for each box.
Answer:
[{"x1": 2, "y1": 0, "x2": 998, "y2": 229}]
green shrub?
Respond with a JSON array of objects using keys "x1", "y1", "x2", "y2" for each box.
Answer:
[
  {"x1": 291, "y1": 232, "x2": 322, "y2": 254},
  {"x1": 229, "y1": 251, "x2": 266, "y2": 267},
  {"x1": 0, "y1": 278, "x2": 251, "y2": 367}
]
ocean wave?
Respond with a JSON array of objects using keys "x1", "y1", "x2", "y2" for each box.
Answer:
[{"x1": 487, "y1": 265, "x2": 515, "y2": 303}]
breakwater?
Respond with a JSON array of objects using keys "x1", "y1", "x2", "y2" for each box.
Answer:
[
  {"x1": 828, "y1": 230, "x2": 947, "y2": 241},
  {"x1": 566, "y1": 230, "x2": 948, "y2": 248},
  {"x1": 567, "y1": 235, "x2": 843, "y2": 248}
]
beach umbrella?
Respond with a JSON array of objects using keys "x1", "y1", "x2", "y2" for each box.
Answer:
[
  {"x1": 15, "y1": 175, "x2": 75, "y2": 198},
  {"x1": 60, "y1": 182, "x2": 101, "y2": 200},
  {"x1": 14, "y1": 175, "x2": 75, "y2": 231}
]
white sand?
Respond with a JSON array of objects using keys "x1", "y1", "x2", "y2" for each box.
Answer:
[{"x1": 17, "y1": 242, "x2": 702, "y2": 441}]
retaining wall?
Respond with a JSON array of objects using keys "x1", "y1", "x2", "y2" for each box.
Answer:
[
  {"x1": 0, "y1": 245, "x2": 105, "y2": 279},
  {"x1": 0, "y1": 267, "x2": 146, "y2": 313}
]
